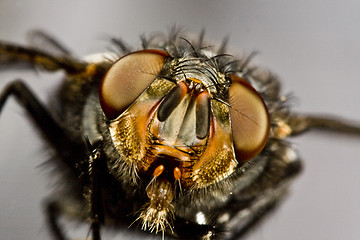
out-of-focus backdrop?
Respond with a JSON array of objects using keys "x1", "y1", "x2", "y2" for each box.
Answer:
[{"x1": 0, "y1": 1, "x2": 359, "y2": 240}]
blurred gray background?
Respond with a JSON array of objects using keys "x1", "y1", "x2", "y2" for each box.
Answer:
[{"x1": 0, "y1": 1, "x2": 360, "y2": 240}]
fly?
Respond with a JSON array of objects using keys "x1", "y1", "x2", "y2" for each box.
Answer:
[{"x1": 0, "y1": 29, "x2": 359, "y2": 240}]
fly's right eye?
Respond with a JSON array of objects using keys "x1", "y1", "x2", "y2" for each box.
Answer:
[
  {"x1": 99, "y1": 49, "x2": 168, "y2": 120},
  {"x1": 228, "y1": 75, "x2": 270, "y2": 161}
]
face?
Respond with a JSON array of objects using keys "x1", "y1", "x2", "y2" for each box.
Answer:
[{"x1": 96, "y1": 44, "x2": 273, "y2": 233}]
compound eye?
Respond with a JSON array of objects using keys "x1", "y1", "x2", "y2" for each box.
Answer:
[
  {"x1": 100, "y1": 49, "x2": 168, "y2": 119},
  {"x1": 228, "y1": 75, "x2": 270, "y2": 161}
]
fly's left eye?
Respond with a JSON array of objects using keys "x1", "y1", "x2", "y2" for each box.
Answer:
[
  {"x1": 228, "y1": 75, "x2": 270, "y2": 161},
  {"x1": 99, "y1": 49, "x2": 168, "y2": 119}
]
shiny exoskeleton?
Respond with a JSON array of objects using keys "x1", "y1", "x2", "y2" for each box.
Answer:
[{"x1": 1, "y1": 30, "x2": 359, "y2": 240}]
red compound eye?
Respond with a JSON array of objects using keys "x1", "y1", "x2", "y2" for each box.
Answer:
[
  {"x1": 99, "y1": 49, "x2": 168, "y2": 119},
  {"x1": 228, "y1": 75, "x2": 270, "y2": 161}
]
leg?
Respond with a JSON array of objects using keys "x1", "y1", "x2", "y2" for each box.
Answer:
[
  {"x1": 288, "y1": 114, "x2": 360, "y2": 136},
  {"x1": 0, "y1": 42, "x2": 87, "y2": 73},
  {"x1": 44, "y1": 144, "x2": 106, "y2": 240},
  {"x1": 0, "y1": 80, "x2": 90, "y2": 238},
  {"x1": 0, "y1": 80, "x2": 75, "y2": 155},
  {"x1": 46, "y1": 201, "x2": 70, "y2": 240},
  {"x1": 45, "y1": 197, "x2": 93, "y2": 240},
  {"x1": 86, "y1": 141, "x2": 106, "y2": 240}
]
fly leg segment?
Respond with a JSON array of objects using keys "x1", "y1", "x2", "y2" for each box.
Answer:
[
  {"x1": 272, "y1": 113, "x2": 360, "y2": 139},
  {"x1": 0, "y1": 80, "x2": 71, "y2": 149},
  {"x1": 44, "y1": 143, "x2": 106, "y2": 240},
  {"x1": 46, "y1": 200, "x2": 71, "y2": 240},
  {"x1": 0, "y1": 39, "x2": 87, "y2": 73},
  {"x1": 86, "y1": 141, "x2": 106, "y2": 240},
  {"x1": 287, "y1": 114, "x2": 360, "y2": 136}
]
